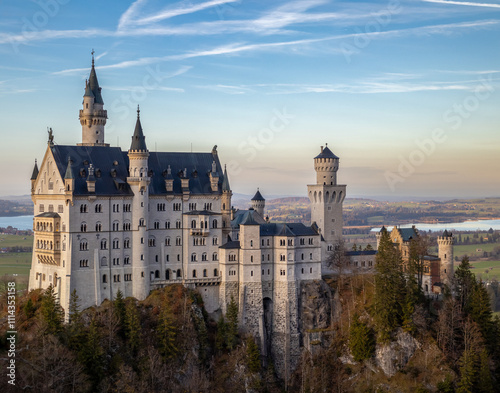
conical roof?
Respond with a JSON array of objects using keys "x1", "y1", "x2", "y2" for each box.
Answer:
[
  {"x1": 64, "y1": 158, "x2": 74, "y2": 180},
  {"x1": 251, "y1": 189, "x2": 265, "y2": 201},
  {"x1": 84, "y1": 79, "x2": 94, "y2": 98},
  {"x1": 314, "y1": 145, "x2": 339, "y2": 159},
  {"x1": 130, "y1": 106, "x2": 147, "y2": 151},
  {"x1": 88, "y1": 56, "x2": 104, "y2": 105},
  {"x1": 31, "y1": 159, "x2": 39, "y2": 180},
  {"x1": 222, "y1": 165, "x2": 230, "y2": 191}
]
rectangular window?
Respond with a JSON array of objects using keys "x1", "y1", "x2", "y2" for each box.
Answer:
[
  {"x1": 39, "y1": 204, "x2": 44, "y2": 212},
  {"x1": 58, "y1": 205, "x2": 63, "y2": 213}
]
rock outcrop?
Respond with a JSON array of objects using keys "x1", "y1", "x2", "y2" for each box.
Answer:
[{"x1": 375, "y1": 328, "x2": 420, "y2": 377}]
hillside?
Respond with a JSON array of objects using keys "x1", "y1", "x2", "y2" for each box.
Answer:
[{"x1": 2, "y1": 255, "x2": 499, "y2": 392}]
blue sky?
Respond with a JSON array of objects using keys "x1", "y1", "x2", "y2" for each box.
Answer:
[{"x1": 0, "y1": 0, "x2": 499, "y2": 199}]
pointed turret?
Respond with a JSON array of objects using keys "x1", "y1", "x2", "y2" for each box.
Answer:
[
  {"x1": 251, "y1": 188, "x2": 265, "y2": 217},
  {"x1": 79, "y1": 51, "x2": 108, "y2": 146},
  {"x1": 222, "y1": 165, "x2": 230, "y2": 191},
  {"x1": 130, "y1": 106, "x2": 148, "y2": 152},
  {"x1": 30, "y1": 159, "x2": 39, "y2": 195},
  {"x1": 221, "y1": 164, "x2": 232, "y2": 240},
  {"x1": 31, "y1": 159, "x2": 39, "y2": 180},
  {"x1": 88, "y1": 53, "x2": 104, "y2": 104},
  {"x1": 64, "y1": 157, "x2": 74, "y2": 180},
  {"x1": 64, "y1": 157, "x2": 75, "y2": 196}
]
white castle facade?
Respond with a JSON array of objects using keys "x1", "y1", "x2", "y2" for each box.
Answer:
[{"x1": 28, "y1": 57, "x2": 346, "y2": 378}]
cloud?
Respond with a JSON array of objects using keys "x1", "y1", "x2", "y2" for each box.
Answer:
[
  {"x1": 106, "y1": 85, "x2": 185, "y2": 93},
  {"x1": 422, "y1": 0, "x2": 500, "y2": 8},
  {"x1": 134, "y1": 0, "x2": 240, "y2": 26}
]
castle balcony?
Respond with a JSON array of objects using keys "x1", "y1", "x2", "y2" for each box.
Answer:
[
  {"x1": 190, "y1": 228, "x2": 210, "y2": 237},
  {"x1": 150, "y1": 276, "x2": 220, "y2": 289},
  {"x1": 35, "y1": 249, "x2": 61, "y2": 266},
  {"x1": 79, "y1": 109, "x2": 108, "y2": 118}
]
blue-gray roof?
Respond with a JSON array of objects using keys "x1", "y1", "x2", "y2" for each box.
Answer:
[
  {"x1": 314, "y1": 145, "x2": 339, "y2": 159},
  {"x1": 220, "y1": 240, "x2": 240, "y2": 249},
  {"x1": 52, "y1": 145, "x2": 132, "y2": 196},
  {"x1": 51, "y1": 145, "x2": 225, "y2": 196},
  {"x1": 222, "y1": 165, "x2": 230, "y2": 191},
  {"x1": 232, "y1": 210, "x2": 266, "y2": 227},
  {"x1": 130, "y1": 111, "x2": 147, "y2": 151},
  {"x1": 145, "y1": 151, "x2": 224, "y2": 195},
  {"x1": 397, "y1": 227, "x2": 419, "y2": 242},
  {"x1": 88, "y1": 63, "x2": 103, "y2": 104},
  {"x1": 31, "y1": 160, "x2": 39, "y2": 180},
  {"x1": 251, "y1": 189, "x2": 265, "y2": 201},
  {"x1": 260, "y1": 223, "x2": 319, "y2": 237},
  {"x1": 346, "y1": 250, "x2": 377, "y2": 256}
]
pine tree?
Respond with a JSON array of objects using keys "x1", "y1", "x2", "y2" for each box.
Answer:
[
  {"x1": 157, "y1": 302, "x2": 178, "y2": 361},
  {"x1": 469, "y1": 282, "x2": 494, "y2": 344},
  {"x1": 477, "y1": 349, "x2": 494, "y2": 393},
  {"x1": 403, "y1": 239, "x2": 423, "y2": 334},
  {"x1": 374, "y1": 229, "x2": 405, "y2": 342},
  {"x1": 246, "y1": 335, "x2": 261, "y2": 373},
  {"x1": 114, "y1": 289, "x2": 126, "y2": 338},
  {"x1": 125, "y1": 301, "x2": 141, "y2": 354},
  {"x1": 78, "y1": 318, "x2": 104, "y2": 390},
  {"x1": 68, "y1": 289, "x2": 81, "y2": 325},
  {"x1": 23, "y1": 298, "x2": 35, "y2": 319},
  {"x1": 348, "y1": 314, "x2": 375, "y2": 362},
  {"x1": 457, "y1": 347, "x2": 478, "y2": 393},
  {"x1": 455, "y1": 256, "x2": 476, "y2": 310},
  {"x1": 216, "y1": 315, "x2": 227, "y2": 352},
  {"x1": 67, "y1": 289, "x2": 85, "y2": 351},
  {"x1": 226, "y1": 295, "x2": 239, "y2": 350},
  {"x1": 41, "y1": 284, "x2": 64, "y2": 335}
]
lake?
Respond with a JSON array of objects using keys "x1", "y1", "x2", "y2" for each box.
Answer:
[
  {"x1": 0, "y1": 215, "x2": 33, "y2": 231},
  {"x1": 372, "y1": 219, "x2": 500, "y2": 233},
  {"x1": 2, "y1": 215, "x2": 500, "y2": 233}
]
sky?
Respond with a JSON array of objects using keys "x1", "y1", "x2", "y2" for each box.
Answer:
[{"x1": 0, "y1": 0, "x2": 499, "y2": 200}]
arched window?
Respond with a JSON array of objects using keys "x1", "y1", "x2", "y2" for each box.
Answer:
[
  {"x1": 177, "y1": 269, "x2": 181, "y2": 278},
  {"x1": 203, "y1": 269, "x2": 207, "y2": 277},
  {"x1": 214, "y1": 268, "x2": 218, "y2": 277},
  {"x1": 102, "y1": 274, "x2": 107, "y2": 283},
  {"x1": 212, "y1": 219, "x2": 217, "y2": 228},
  {"x1": 192, "y1": 270, "x2": 197, "y2": 278},
  {"x1": 191, "y1": 220, "x2": 196, "y2": 228},
  {"x1": 155, "y1": 270, "x2": 160, "y2": 279},
  {"x1": 101, "y1": 239, "x2": 107, "y2": 250}
]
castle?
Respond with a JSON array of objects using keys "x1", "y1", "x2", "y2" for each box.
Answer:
[{"x1": 28, "y1": 56, "x2": 346, "y2": 378}]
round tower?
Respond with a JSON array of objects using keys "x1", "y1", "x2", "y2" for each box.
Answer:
[
  {"x1": 127, "y1": 106, "x2": 151, "y2": 300},
  {"x1": 221, "y1": 165, "x2": 232, "y2": 241},
  {"x1": 251, "y1": 188, "x2": 265, "y2": 217},
  {"x1": 307, "y1": 144, "x2": 346, "y2": 246},
  {"x1": 79, "y1": 52, "x2": 108, "y2": 146},
  {"x1": 314, "y1": 144, "x2": 339, "y2": 185},
  {"x1": 438, "y1": 230, "x2": 454, "y2": 286}
]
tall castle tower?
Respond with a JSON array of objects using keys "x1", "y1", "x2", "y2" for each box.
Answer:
[
  {"x1": 127, "y1": 106, "x2": 151, "y2": 300},
  {"x1": 221, "y1": 165, "x2": 233, "y2": 241},
  {"x1": 251, "y1": 189, "x2": 265, "y2": 217},
  {"x1": 438, "y1": 230, "x2": 454, "y2": 286},
  {"x1": 78, "y1": 52, "x2": 108, "y2": 146},
  {"x1": 307, "y1": 144, "x2": 346, "y2": 248}
]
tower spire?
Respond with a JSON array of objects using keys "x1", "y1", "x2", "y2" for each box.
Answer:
[
  {"x1": 130, "y1": 105, "x2": 147, "y2": 151},
  {"x1": 79, "y1": 52, "x2": 108, "y2": 146}
]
